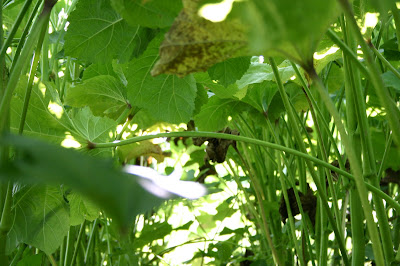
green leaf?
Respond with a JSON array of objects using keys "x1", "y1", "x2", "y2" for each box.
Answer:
[
  {"x1": 237, "y1": 59, "x2": 295, "y2": 89},
  {"x1": 240, "y1": 0, "x2": 340, "y2": 62},
  {"x1": 69, "y1": 107, "x2": 117, "y2": 144},
  {"x1": 68, "y1": 192, "x2": 100, "y2": 226},
  {"x1": 193, "y1": 84, "x2": 209, "y2": 116},
  {"x1": 194, "y1": 96, "x2": 248, "y2": 131},
  {"x1": 111, "y1": 0, "x2": 182, "y2": 28},
  {"x1": 82, "y1": 63, "x2": 119, "y2": 81},
  {"x1": 64, "y1": 0, "x2": 148, "y2": 63},
  {"x1": 242, "y1": 81, "x2": 278, "y2": 113},
  {"x1": 0, "y1": 134, "x2": 165, "y2": 229},
  {"x1": 286, "y1": 82, "x2": 309, "y2": 112},
  {"x1": 16, "y1": 253, "x2": 43, "y2": 266},
  {"x1": 7, "y1": 186, "x2": 69, "y2": 255},
  {"x1": 66, "y1": 75, "x2": 128, "y2": 118},
  {"x1": 10, "y1": 79, "x2": 74, "y2": 144},
  {"x1": 133, "y1": 221, "x2": 173, "y2": 249},
  {"x1": 194, "y1": 72, "x2": 240, "y2": 99},
  {"x1": 126, "y1": 34, "x2": 197, "y2": 123},
  {"x1": 208, "y1": 56, "x2": 251, "y2": 87},
  {"x1": 151, "y1": 2, "x2": 247, "y2": 76},
  {"x1": 382, "y1": 71, "x2": 400, "y2": 92}
]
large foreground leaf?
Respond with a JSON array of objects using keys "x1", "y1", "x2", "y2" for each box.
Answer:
[
  {"x1": 0, "y1": 134, "x2": 164, "y2": 229},
  {"x1": 240, "y1": 0, "x2": 340, "y2": 63}
]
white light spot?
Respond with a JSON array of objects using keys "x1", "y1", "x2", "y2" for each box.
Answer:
[
  {"x1": 198, "y1": 0, "x2": 234, "y2": 22},
  {"x1": 314, "y1": 46, "x2": 340, "y2": 60},
  {"x1": 61, "y1": 135, "x2": 81, "y2": 148},
  {"x1": 48, "y1": 101, "x2": 63, "y2": 118}
]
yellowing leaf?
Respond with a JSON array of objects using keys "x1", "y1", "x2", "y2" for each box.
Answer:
[{"x1": 151, "y1": 1, "x2": 247, "y2": 77}]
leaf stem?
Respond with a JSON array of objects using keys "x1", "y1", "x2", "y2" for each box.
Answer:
[
  {"x1": 370, "y1": 43, "x2": 400, "y2": 80},
  {"x1": 307, "y1": 65, "x2": 384, "y2": 266},
  {"x1": 337, "y1": 0, "x2": 400, "y2": 148},
  {"x1": 0, "y1": 3, "x2": 53, "y2": 132},
  {"x1": 19, "y1": 15, "x2": 49, "y2": 134}
]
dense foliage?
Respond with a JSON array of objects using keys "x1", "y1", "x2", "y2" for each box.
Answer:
[{"x1": 0, "y1": 0, "x2": 400, "y2": 265}]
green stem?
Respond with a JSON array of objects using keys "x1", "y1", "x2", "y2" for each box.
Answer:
[
  {"x1": 91, "y1": 130, "x2": 400, "y2": 213},
  {"x1": 326, "y1": 29, "x2": 369, "y2": 77},
  {"x1": 370, "y1": 43, "x2": 400, "y2": 80},
  {"x1": 0, "y1": 0, "x2": 33, "y2": 65},
  {"x1": 266, "y1": 120, "x2": 309, "y2": 265},
  {"x1": 391, "y1": 3, "x2": 400, "y2": 52},
  {"x1": 269, "y1": 57, "x2": 349, "y2": 264},
  {"x1": 9, "y1": 244, "x2": 26, "y2": 266},
  {"x1": 234, "y1": 146, "x2": 284, "y2": 266},
  {"x1": 307, "y1": 65, "x2": 384, "y2": 266},
  {"x1": 0, "y1": 182, "x2": 12, "y2": 264},
  {"x1": 0, "y1": 1, "x2": 56, "y2": 132},
  {"x1": 19, "y1": 16, "x2": 49, "y2": 134},
  {"x1": 70, "y1": 220, "x2": 86, "y2": 266},
  {"x1": 10, "y1": 1, "x2": 43, "y2": 73},
  {"x1": 84, "y1": 219, "x2": 98, "y2": 264},
  {"x1": 341, "y1": 15, "x2": 366, "y2": 266},
  {"x1": 338, "y1": 0, "x2": 400, "y2": 148}
]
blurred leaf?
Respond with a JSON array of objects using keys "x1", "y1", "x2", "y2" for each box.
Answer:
[
  {"x1": 240, "y1": 0, "x2": 340, "y2": 63},
  {"x1": 126, "y1": 34, "x2": 197, "y2": 123},
  {"x1": 208, "y1": 57, "x2": 251, "y2": 87},
  {"x1": 0, "y1": 134, "x2": 165, "y2": 229},
  {"x1": 7, "y1": 186, "x2": 69, "y2": 255},
  {"x1": 111, "y1": 0, "x2": 182, "y2": 28},
  {"x1": 66, "y1": 75, "x2": 128, "y2": 118},
  {"x1": 151, "y1": 1, "x2": 247, "y2": 77},
  {"x1": 68, "y1": 192, "x2": 100, "y2": 226},
  {"x1": 64, "y1": 0, "x2": 149, "y2": 63},
  {"x1": 382, "y1": 71, "x2": 400, "y2": 92}
]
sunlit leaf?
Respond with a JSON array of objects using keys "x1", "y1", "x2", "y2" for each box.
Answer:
[{"x1": 151, "y1": 1, "x2": 247, "y2": 77}]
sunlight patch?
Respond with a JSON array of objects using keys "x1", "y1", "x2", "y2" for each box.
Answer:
[
  {"x1": 314, "y1": 46, "x2": 340, "y2": 60},
  {"x1": 48, "y1": 101, "x2": 63, "y2": 118},
  {"x1": 199, "y1": 0, "x2": 234, "y2": 22},
  {"x1": 61, "y1": 135, "x2": 81, "y2": 148},
  {"x1": 362, "y1": 12, "x2": 378, "y2": 34}
]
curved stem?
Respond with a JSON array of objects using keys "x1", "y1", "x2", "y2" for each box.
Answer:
[{"x1": 90, "y1": 130, "x2": 400, "y2": 213}]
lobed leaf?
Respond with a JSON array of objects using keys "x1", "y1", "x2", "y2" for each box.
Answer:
[
  {"x1": 126, "y1": 34, "x2": 197, "y2": 123},
  {"x1": 64, "y1": 0, "x2": 150, "y2": 63}
]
